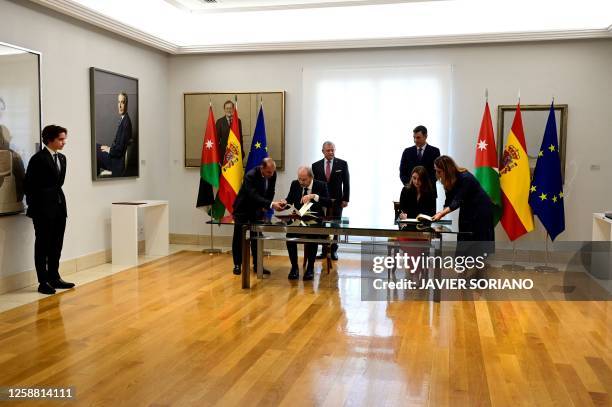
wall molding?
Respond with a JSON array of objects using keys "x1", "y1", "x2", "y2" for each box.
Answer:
[
  {"x1": 30, "y1": 0, "x2": 612, "y2": 55},
  {"x1": 30, "y1": 0, "x2": 178, "y2": 54}
]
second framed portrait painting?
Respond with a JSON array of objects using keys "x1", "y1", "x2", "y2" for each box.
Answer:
[{"x1": 90, "y1": 67, "x2": 139, "y2": 180}]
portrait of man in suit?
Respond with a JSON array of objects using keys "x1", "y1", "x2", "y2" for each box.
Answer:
[
  {"x1": 215, "y1": 100, "x2": 244, "y2": 164},
  {"x1": 96, "y1": 92, "x2": 133, "y2": 177},
  {"x1": 399, "y1": 125, "x2": 441, "y2": 196},
  {"x1": 90, "y1": 68, "x2": 139, "y2": 180},
  {"x1": 24, "y1": 124, "x2": 75, "y2": 295}
]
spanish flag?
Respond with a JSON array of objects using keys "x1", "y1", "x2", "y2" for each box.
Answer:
[
  {"x1": 500, "y1": 104, "x2": 534, "y2": 240},
  {"x1": 217, "y1": 105, "x2": 244, "y2": 214}
]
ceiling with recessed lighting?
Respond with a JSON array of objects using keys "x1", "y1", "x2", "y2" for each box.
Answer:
[{"x1": 30, "y1": 0, "x2": 612, "y2": 54}]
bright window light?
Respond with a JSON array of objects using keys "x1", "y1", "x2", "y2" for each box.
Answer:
[{"x1": 302, "y1": 64, "x2": 452, "y2": 226}]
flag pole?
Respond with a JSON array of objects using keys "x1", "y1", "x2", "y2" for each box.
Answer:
[
  {"x1": 502, "y1": 242, "x2": 526, "y2": 271},
  {"x1": 534, "y1": 233, "x2": 559, "y2": 272},
  {"x1": 202, "y1": 98, "x2": 221, "y2": 255},
  {"x1": 202, "y1": 214, "x2": 222, "y2": 255}
]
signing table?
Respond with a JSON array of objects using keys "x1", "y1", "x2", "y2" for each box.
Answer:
[
  {"x1": 112, "y1": 200, "x2": 169, "y2": 266},
  {"x1": 211, "y1": 216, "x2": 460, "y2": 290}
]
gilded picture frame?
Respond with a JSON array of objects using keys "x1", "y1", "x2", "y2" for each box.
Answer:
[{"x1": 184, "y1": 91, "x2": 285, "y2": 171}]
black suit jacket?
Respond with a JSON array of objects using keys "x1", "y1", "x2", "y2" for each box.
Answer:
[
  {"x1": 216, "y1": 116, "x2": 244, "y2": 163},
  {"x1": 24, "y1": 147, "x2": 67, "y2": 219},
  {"x1": 233, "y1": 167, "x2": 276, "y2": 220},
  {"x1": 399, "y1": 144, "x2": 440, "y2": 195},
  {"x1": 312, "y1": 158, "x2": 350, "y2": 205},
  {"x1": 109, "y1": 113, "x2": 132, "y2": 175},
  {"x1": 285, "y1": 179, "x2": 330, "y2": 216},
  {"x1": 399, "y1": 186, "x2": 436, "y2": 218}
]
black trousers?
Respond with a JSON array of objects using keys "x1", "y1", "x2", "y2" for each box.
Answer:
[
  {"x1": 287, "y1": 233, "x2": 322, "y2": 272},
  {"x1": 231, "y1": 221, "x2": 261, "y2": 267},
  {"x1": 321, "y1": 204, "x2": 343, "y2": 254},
  {"x1": 32, "y1": 216, "x2": 66, "y2": 284}
]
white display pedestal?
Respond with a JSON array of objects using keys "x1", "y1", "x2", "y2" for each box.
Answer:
[
  {"x1": 591, "y1": 213, "x2": 612, "y2": 281},
  {"x1": 592, "y1": 213, "x2": 612, "y2": 241},
  {"x1": 112, "y1": 200, "x2": 169, "y2": 266}
]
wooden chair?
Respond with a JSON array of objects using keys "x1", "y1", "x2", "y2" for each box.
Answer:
[{"x1": 388, "y1": 201, "x2": 401, "y2": 277}]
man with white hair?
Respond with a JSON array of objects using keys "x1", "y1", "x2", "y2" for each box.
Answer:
[
  {"x1": 284, "y1": 166, "x2": 330, "y2": 281},
  {"x1": 312, "y1": 140, "x2": 350, "y2": 260}
]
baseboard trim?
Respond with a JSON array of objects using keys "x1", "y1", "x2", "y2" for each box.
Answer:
[{"x1": 0, "y1": 242, "x2": 146, "y2": 295}]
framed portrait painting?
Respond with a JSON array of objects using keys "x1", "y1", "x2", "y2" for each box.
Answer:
[
  {"x1": 90, "y1": 67, "x2": 139, "y2": 181},
  {"x1": 184, "y1": 91, "x2": 285, "y2": 170},
  {"x1": 0, "y1": 41, "x2": 41, "y2": 215},
  {"x1": 497, "y1": 104, "x2": 568, "y2": 181}
]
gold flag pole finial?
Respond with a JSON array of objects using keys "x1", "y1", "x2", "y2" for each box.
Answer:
[{"x1": 485, "y1": 88, "x2": 488, "y2": 103}]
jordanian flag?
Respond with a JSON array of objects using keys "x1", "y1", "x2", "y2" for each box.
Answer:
[
  {"x1": 474, "y1": 102, "x2": 501, "y2": 225},
  {"x1": 196, "y1": 106, "x2": 219, "y2": 208},
  {"x1": 216, "y1": 105, "x2": 244, "y2": 215},
  {"x1": 499, "y1": 104, "x2": 534, "y2": 240}
]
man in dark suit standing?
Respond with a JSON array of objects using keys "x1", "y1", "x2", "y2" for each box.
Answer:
[
  {"x1": 216, "y1": 100, "x2": 244, "y2": 163},
  {"x1": 399, "y1": 125, "x2": 440, "y2": 196},
  {"x1": 96, "y1": 92, "x2": 133, "y2": 176},
  {"x1": 312, "y1": 141, "x2": 349, "y2": 260},
  {"x1": 24, "y1": 125, "x2": 75, "y2": 295},
  {"x1": 232, "y1": 158, "x2": 285, "y2": 275},
  {"x1": 285, "y1": 166, "x2": 330, "y2": 281}
]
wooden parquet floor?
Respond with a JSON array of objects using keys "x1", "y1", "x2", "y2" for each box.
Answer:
[{"x1": 0, "y1": 250, "x2": 610, "y2": 406}]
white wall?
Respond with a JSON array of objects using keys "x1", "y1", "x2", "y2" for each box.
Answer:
[
  {"x1": 168, "y1": 40, "x2": 612, "y2": 242},
  {"x1": 0, "y1": 0, "x2": 169, "y2": 279},
  {"x1": 1, "y1": 0, "x2": 610, "y2": 282}
]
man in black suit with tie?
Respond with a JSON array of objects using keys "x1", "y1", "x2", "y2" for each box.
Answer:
[
  {"x1": 96, "y1": 92, "x2": 133, "y2": 176},
  {"x1": 399, "y1": 125, "x2": 440, "y2": 196},
  {"x1": 216, "y1": 100, "x2": 244, "y2": 163},
  {"x1": 312, "y1": 141, "x2": 349, "y2": 260},
  {"x1": 231, "y1": 158, "x2": 285, "y2": 275},
  {"x1": 285, "y1": 166, "x2": 330, "y2": 281},
  {"x1": 24, "y1": 125, "x2": 75, "y2": 295}
]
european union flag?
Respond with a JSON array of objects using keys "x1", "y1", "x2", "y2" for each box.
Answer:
[
  {"x1": 528, "y1": 103, "x2": 565, "y2": 240},
  {"x1": 245, "y1": 105, "x2": 268, "y2": 172}
]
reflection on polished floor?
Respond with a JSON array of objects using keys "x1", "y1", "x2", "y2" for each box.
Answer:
[{"x1": 0, "y1": 250, "x2": 610, "y2": 406}]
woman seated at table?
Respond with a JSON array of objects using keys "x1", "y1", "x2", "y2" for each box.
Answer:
[
  {"x1": 395, "y1": 166, "x2": 436, "y2": 279},
  {"x1": 398, "y1": 166, "x2": 436, "y2": 220},
  {"x1": 431, "y1": 155, "x2": 494, "y2": 258}
]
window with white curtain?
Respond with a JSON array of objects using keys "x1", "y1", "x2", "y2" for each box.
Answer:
[{"x1": 302, "y1": 65, "x2": 452, "y2": 226}]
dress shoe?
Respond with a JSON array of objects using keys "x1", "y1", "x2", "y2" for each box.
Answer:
[
  {"x1": 331, "y1": 252, "x2": 339, "y2": 261},
  {"x1": 38, "y1": 282, "x2": 56, "y2": 295},
  {"x1": 252, "y1": 267, "x2": 271, "y2": 275},
  {"x1": 288, "y1": 267, "x2": 299, "y2": 280},
  {"x1": 233, "y1": 265, "x2": 241, "y2": 275},
  {"x1": 303, "y1": 269, "x2": 314, "y2": 281},
  {"x1": 50, "y1": 279, "x2": 75, "y2": 289},
  {"x1": 315, "y1": 253, "x2": 327, "y2": 260}
]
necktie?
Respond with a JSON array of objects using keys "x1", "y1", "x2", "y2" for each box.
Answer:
[
  {"x1": 325, "y1": 160, "x2": 331, "y2": 181},
  {"x1": 264, "y1": 178, "x2": 268, "y2": 192},
  {"x1": 417, "y1": 147, "x2": 423, "y2": 161},
  {"x1": 302, "y1": 187, "x2": 308, "y2": 197},
  {"x1": 53, "y1": 153, "x2": 60, "y2": 173}
]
